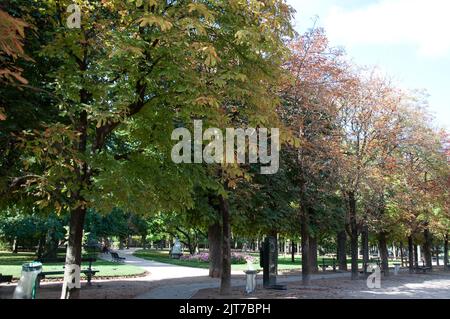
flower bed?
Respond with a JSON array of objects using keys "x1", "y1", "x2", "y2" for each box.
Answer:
[{"x1": 180, "y1": 252, "x2": 257, "y2": 264}]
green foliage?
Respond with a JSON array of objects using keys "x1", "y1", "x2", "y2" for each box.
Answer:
[{"x1": 0, "y1": 206, "x2": 65, "y2": 251}]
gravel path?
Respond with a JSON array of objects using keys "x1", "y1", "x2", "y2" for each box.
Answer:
[
  {"x1": 108, "y1": 249, "x2": 351, "y2": 299},
  {"x1": 2, "y1": 249, "x2": 447, "y2": 299},
  {"x1": 193, "y1": 271, "x2": 450, "y2": 299}
]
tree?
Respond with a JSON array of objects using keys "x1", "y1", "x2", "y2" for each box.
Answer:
[
  {"x1": 3, "y1": 0, "x2": 294, "y2": 298},
  {"x1": 279, "y1": 27, "x2": 352, "y2": 283}
]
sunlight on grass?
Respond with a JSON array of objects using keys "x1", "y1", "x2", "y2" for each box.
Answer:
[{"x1": 0, "y1": 251, "x2": 145, "y2": 279}]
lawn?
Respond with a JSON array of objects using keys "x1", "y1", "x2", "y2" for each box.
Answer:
[
  {"x1": 134, "y1": 249, "x2": 404, "y2": 272},
  {"x1": 0, "y1": 251, "x2": 145, "y2": 279},
  {"x1": 134, "y1": 249, "x2": 303, "y2": 271}
]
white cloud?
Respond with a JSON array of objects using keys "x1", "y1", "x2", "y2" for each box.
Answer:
[{"x1": 323, "y1": 0, "x2": 450, "y2": 58}]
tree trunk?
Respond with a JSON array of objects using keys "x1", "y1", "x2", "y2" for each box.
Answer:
[
  {"x1": 392, "y1": 243, "x2": 397, "y2": 259},
  {"x1": 141, "y1": 235, "x2": 146, "y2": 249},
  {"x1": 12, "y1": 237, "x2": 18, "y2": 253},
  {"x1": 378, "y1": 232, "x2": 389, "y2": 276},
  {"x1": 291, "y1": 241, "x2": 295, "y2": 263},
  {"x1": 444, "y1": 234, "x2": 448, "y2": 269},
  {"x1": 219, "y1": 195, "x2": 231, "y2": 295},
  {"x1": 61, "y1": 206, "x2": 86, "y2": 299},
  {"x1": 348, "y1": 192, "x2": 359, "y2": 279},
  {"x1": 300, "y1": 209, "x2": 311, "y2": 285},
  {"x1": 361, "y1": 225, "x2": 369, "y2": 274},
  {"x1": 435, "y1": 246, "x2": 440, "y2": 266},
  {"x1": 126, "y1": 235, "x2": 131, "y2": 249},
  {"x1": 423, "y1": 228, "x2": 432, "y2": 269},
  {"x1": 208, "y1": 221, "x2": 222, "y2": 278},
  {"x1": 414, "y1": 244, "x2": 419, "y2": 268},
  {"x1": 44, "y1": 233, "x2": 59, "y2": 259},
  {"x1": 36, "y1": 234, "x2": 46, "y2": 258},
  {"x1": 408, "y1": 236, "x2": 414, "y2": 273},
  {"x1": 309, "y1": 236, "x2": 318, "y2": 273},
  {"x1": 400, "y1": 242, "x2": 405, "y2": 267},
  {"x1": 337, "y1": 230, "x2": 347, "y2": 271}
]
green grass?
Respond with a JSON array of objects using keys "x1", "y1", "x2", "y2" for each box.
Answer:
[
  {"x1": 0, "y1": 251, "x2": 145, "y2": 279},
  {"x1": 134, "y1": 249, "x2": 404, "y2": 272},
  {"x1": 134, "y1": 250, "x2": 212, "y2": 269},
  {"x1": 134, "y1": 249, "x2": 303, "y2": 271}
]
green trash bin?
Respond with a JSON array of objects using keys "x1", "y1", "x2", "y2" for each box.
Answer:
[{"x1": 13, "y1": 262, "x2": 42, "y2": 299}]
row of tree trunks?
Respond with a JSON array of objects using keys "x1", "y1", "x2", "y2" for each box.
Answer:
[
  {"x1": 208, "y1": 221, "x2": 222, "y2": 278},
  {"x1": 337, "y1": 230, "x2": 347, "y2": 271}
]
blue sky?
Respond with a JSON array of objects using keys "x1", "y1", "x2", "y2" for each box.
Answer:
[{"x1": 287, "y1": 0, "x2": 450, "y2": 130}]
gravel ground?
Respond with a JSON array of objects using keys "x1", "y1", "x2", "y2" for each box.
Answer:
[{"x1": 192, "y1": 271, "x2": 450, "y2": 299}]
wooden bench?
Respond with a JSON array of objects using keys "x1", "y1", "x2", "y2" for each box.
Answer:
[
  {"x1": 415, "y1": 266, "x2": 432, "y2": 273},
  {"x1": 110, "y1": 252, "x2": 126, "y2": 263},
  {"x1": 0, "y1": 274, "x2": 13, "y2": 284},
  {"x1": 34, "y1": 257, "x2": 99, "y2": 286},
  {"x1": 320, "y1": 258, "x2": 337, "y2": 272}
]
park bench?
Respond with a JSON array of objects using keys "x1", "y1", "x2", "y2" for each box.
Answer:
[
  {"x1": 34, "y1": 257, "x2": 99, "y2": 287},
  {"x1": 415, "y1": 266, "x2": 432, "y2": 273},
  {"x1": 110, "y1": 252, "x2": 126, "y2": 263},
  {"x1": 0, "y1": 274, "x2": 13, "y2": 284},
  {"x1": 320, "y1": 258, "x2": 337, "y2": 272},
  {"x1": 414, "y1": 261, "x2": 432, "y2": 273}
]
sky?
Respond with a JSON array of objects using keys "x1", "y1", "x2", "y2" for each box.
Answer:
[{"x1": 286, "y1": 0, "x2": 450, "y2": 130}]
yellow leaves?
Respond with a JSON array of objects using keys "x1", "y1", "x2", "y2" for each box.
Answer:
[
  {"x1": 191, "y1": 42, "x2": 221, "y2": 66},
  {"x1": 195, "y1": 96, "x2": 219, "y2": 108},
  {"x1": 187, "y1": 3, "x2": 216, "y2": 22},
  {"x1": 109, "y1": 44, "x2": 144, "y2": 59},
  {"x1": 35, "y1": 199, "x2": 49, "y2": 209},
  {"x1": 138, "y1": 14, "x2": 172, "y2": 31},
  {"x1": 124, "y1": 45, "x2": 144, "y2": 56},
  {"x1": 234, "y1": 30, "x2": 249, "y2": 43},
  {"x1": 201, "y1": 45, "x2": 220, "y2": 67},
  {"x1": 134, "y1": 0, "x2": 158, "y2": 8}
]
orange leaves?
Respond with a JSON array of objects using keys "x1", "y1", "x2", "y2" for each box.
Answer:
[
  {"x1": 0, "y1": 107, "x2": 6, "y2": 121},
  {"x1": 0, "y1": 9, "x2": 31, "y2": 87},
  {"x1": 0, "y1": 10, "x2": 28, "y2": 58}
]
